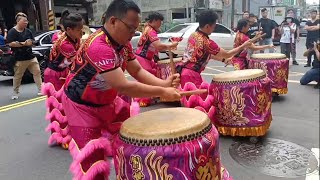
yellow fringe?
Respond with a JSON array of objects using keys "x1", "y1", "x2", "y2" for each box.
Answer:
[
  {"x1": 271, "y1": 88, "x2": 288, "y2": 94},
  {"x1": 215, "y1": 116, "x2": 272, "y2": 137}
]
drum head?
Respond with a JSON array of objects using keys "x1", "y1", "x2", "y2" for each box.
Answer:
[
  {"x1": 212, "y1": 69, "x2": 265, "y2": 82},
  {"x1": 157, "y1": 57, "x2": 182, "y2": 64},
  {"x1": 251, "y1": 53, "x2": 287, "y2": 59},
  {"x1": 120, "y1": 108, "x2": 211, "y2": 141}
]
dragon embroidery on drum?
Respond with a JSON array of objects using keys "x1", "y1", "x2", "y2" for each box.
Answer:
[
  {"x1": 217, "y1": 87, "x2": 249, "y2": 126},
  {"x1": 257, "y1": 90, "x2": 271, "y2": 115},
  {"x1": 144, "y1": 150, "x2": 173, "y2": 180},
  {"x1": 195, "y1": 156, "x2": 220, "y2": 180},
  {"x1": 116, "y1": 147, "x2": 129, "y2": 180},
  {"x1": 130, "y1": 155, "x2": 145, "y2": 180}
]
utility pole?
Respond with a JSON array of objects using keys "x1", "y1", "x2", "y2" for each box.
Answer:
[{"x1": 231, "y1": 0, "x2": 235, "y2": 29}]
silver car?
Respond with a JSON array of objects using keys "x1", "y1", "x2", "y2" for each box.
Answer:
[{"x1": 158, "y1": 23, "x2": 236, "y2": 56}]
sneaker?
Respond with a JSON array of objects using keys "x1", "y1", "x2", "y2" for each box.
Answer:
[
  {"x1": 293, "y1": 61, "x2": 299, "y2": 65},
  {"x1": 11, "y1": 93, "x2": 19, "y2": 100},
  {"x1": 304, "y1": 64, "x2": 311, "y2": 67},
  {"x1": 37, "y1": 91, "x2": 43, "y2": 96}
]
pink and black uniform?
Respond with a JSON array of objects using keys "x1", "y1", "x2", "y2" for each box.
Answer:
[
  {"x1": 44, "y1": 33, "x2": 79, "y2": 90},
  {"x1": 180, "y1": 29, "x2": 220, "y2": 88},
  {"x1": 135, "y1": 25, "x2": 159, "y2": 75},
  {"x1": 62, "y1": 27, "x2": 135, "y2": 179},
  {"x1": 52, "y1": 30, "x2": 64, "y2": 43},
  {"x1": 231, "y1": 31, "x2": 250, "y2": 70}
]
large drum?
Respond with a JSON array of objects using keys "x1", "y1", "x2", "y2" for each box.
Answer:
[
  {"x1": 113, "y1": 108, "x2": 232, "y2": 180},
  {"x1": 156, "y1": 57, "x2": 182, "y2": 80},
  {"x1": 248, "y1": 53, "x2": 289, "y2": 95},
  {"x1": 210, "y1": 69, "x2": 272, "y2": 138}
]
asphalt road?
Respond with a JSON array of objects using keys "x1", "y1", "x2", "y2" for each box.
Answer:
[{"x1": 0, "y1": 37, "x2": 319, "y2": 180}]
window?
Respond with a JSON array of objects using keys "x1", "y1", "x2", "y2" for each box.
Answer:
[
  {"x1": 165, "y1": 25, "x2": 191, "y2": 34},
  {"x1": 41, "y1": 33, "x2": 53, "y2": 45},
  {"x1": 213, "y1": 24, "x2": 231, "y2": 34}
]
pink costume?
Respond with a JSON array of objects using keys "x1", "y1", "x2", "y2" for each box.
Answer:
[
  {"x1": 42, "y1": 33, "x2": 79, "y2": 149},
  {"x1": 231, "y1": 31, "x2": 250, "y2": 70},
  {"x1": 44, "y1": 32, "x2": 79, "y2": 90},
  {"x1": 135, "y1": 25, "x2": 159, "y2": 107},
  {"x1": 180, "y1": 29, "x2": 220, "y2": 89},
  {"x1": 62, "y1": 27, "x2": 139, "y2": 180},
  {"x1": 52, "y1": 30, "x2": 64, "y2": 43}
]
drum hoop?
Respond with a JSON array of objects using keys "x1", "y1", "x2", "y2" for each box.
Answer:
[
  {"x1": 250, "y1": 54, "x2": 287, "y2": 59},
  {"x1": 212, "y1": 74, "x2": 267, "y2": 85},
  {"x1": 250, "y1": 57, "x2": 288, "y2": 60},
  {"x1": 119, "y1": 123, "x2": 212, "y2": 146}
]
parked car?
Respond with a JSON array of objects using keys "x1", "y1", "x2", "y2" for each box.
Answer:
[
  {"x1": 0, "y1": 28, "x2": 142, "y2": 81},
  {"x1": 157, "y1": 23, "x2": 236, "y2": 56},
  {"x1": 299, "y1": 19, "x2": 308, "y2": 37}
]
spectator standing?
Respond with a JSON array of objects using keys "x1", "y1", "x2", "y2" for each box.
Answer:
[{"x1": 258, "y1": 8, "x2": 276, "y2": 53}]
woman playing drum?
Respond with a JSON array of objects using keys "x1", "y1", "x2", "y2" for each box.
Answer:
[{"x1": 232, "y1": 19, "x2": 274, "y2": 70}]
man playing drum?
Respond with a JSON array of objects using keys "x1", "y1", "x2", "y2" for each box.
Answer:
[
  {"x1": 62, "y1": 0, "x2": 180, "y2": 179},
  {"x1": 179, "y1": 10, "x2": 252, "y2": 88}
]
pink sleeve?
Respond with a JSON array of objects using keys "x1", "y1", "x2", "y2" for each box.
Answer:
[
  {"x1": 208, "y1": 39, "x2": 220, "y2": 55},
  {"x1": 242, "y1": 34, "x2": 250, "y2": 44},
  {"x1": 52, "y1": 33, "x2": 58, "y2": 43},
  {"x1": 149, "y1": 29, "x2": 159, "y2": 43},
  {"x1": 87, "y1": 45, "x2": 120, "y2": 73},
  {"x1": 60, "y1": 41, "x2": 77, "y2": 60}
]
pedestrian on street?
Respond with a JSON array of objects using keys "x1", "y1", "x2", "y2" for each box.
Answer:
[
  {"x1": 279, "y1": 16, "x2": 299, "y2": 65},
  {"x1": 7, "y1": 12, "x2": 42, "y2": 100},
  {"x1": 243, "y1": 11, "x2": 250, "y2": 20},
  {"x1": 304, "y1": 9, "x2": 320, "y2": 67},
  {"x1": 61, "y1": 0, "x2": 180, "y2": 179},
  {"x1": 286, "y1": 9, "x2": 300, "y2": 65},
  {"x1": 300, "y1": 42, "x2": 320, "y2": 89},
  {"x1": 258, "y1": 8, "x2": 276, "y2": 53}
]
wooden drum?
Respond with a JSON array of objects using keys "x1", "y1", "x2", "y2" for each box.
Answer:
[{"x1": 156, "y1": 57, "x2": 182, "y2": 80}]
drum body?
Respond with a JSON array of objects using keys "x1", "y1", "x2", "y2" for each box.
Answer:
[
  {"x1": 248, "y1": 53, "x2": 289, "y2": 95},
  {"x1": 210, "y1": 69, "x2": 272, "y2": 137},
  {"x1": 113, "y1": 108, "x2": 232, "y2": 180},
  {"x1": 156, "y1": 57, "x2": 182, "y2": 80}
]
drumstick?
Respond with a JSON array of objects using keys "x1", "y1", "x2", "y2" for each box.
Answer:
[
  {"x1": 179, "y1": 89, "x2": 208, "y2": 96},
  {"x1": 168, "y1": 50, "x2": 176, "y2": 74},
  {"x1": 59, "y1": 77, "x2": 66, "y2": 81}
]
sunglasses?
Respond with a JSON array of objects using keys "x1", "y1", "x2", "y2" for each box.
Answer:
[{"x1": 117, "y1": 18, "x2": 136, "y2": 33}]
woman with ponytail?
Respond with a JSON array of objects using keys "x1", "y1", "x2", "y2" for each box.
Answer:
[{"x1": 52, "y1": 10, "x2": 69, "y2": 43}]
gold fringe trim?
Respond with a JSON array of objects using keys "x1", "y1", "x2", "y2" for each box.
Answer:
[
  {"x1": 215, "y1": 116, "x2": 272, "y2": 137},
  {"x1": 271, "y1": 88, "x2": 288, "y2": 94}
]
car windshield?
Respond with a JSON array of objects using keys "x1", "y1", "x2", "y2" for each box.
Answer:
[{"x1": 165, "y1": 25, "x2": 191, "y2": 34}]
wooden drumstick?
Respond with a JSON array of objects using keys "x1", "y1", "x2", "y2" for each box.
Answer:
[
  {"x1": 168, "y1": 50, "x2": 176, "y2": 75},
  {"x1": 180, "y1": 89, "x2": 208, "y2": 96},
  {"x1": 59, "y1": 77, "x2": 66, "y2": 81}
]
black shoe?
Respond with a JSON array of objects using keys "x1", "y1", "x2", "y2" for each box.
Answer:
[
  {"x1": 293, "y1": 61, "x2": 299, "y2": 65},
  {"x1": 304, "y1": 64, "x2": 311, "y2": 67}
]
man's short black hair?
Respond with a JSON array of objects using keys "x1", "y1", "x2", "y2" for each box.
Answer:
[
  {"x1": 243, "y1": 11, "x2": 249, "y2": 14},
  {"x1": 287, "y1": 9, "x2": 294, "y2": 13},
  {"x1": 145, "y1": 12, "x2": 164, "y2": 22},
  {"x1": 311, "y1": 9, "x2": 318, "y2": 13},
  {"x1": 198, "y1": 10, "x2": 218, "y2": 28},
  {"x1": 249, "y1": 13, "x2": 256, "y2": 18},
  {"x1": 261, "y1": 8, "x2": 267, "y2": 13},
  {"x1": 104, "y1": 0, "x2": 141, "y2": 23}
]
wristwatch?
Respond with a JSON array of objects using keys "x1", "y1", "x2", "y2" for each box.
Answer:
[{"x1": 222, "y1": 58, "x2": 226, "y2": 62}]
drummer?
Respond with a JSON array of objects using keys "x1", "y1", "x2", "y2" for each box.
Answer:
[
  {"x1": 62, "y1": 1, "x2": 180, "y2": 179},
  {"x1": 44, "y1": 12, "x2": 83, "y2": 90},
  {"x1": 232, "y1": 19, "x2": 275, "y2": 70},
  {"x1": 179, "y1": 10, "x2": 252, "y2": 88},
  {"x1": 135, "y1": 12, "x2": 179, "y2": 106}
]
